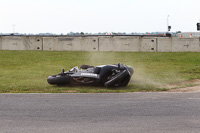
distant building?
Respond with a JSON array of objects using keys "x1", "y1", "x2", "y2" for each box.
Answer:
[{"x1": 176, "y1": 32, "x2": 200, "y2": 38}]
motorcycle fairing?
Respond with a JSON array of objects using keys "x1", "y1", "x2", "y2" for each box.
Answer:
[{"x1": 71, "y1": 72, "x2": 100, "y2": 79}]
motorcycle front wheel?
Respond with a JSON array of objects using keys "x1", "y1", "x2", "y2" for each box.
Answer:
[{"x1": 104, "y1": 70, "x2": 130, "y2": 87}]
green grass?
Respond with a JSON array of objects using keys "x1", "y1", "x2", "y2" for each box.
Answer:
[{"x1": 0, "y1": 50, "x2": 200, "y2": 93}]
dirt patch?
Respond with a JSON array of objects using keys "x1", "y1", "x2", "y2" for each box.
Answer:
[
  {"x1": 165, "y1": 79, "x2": 200, "y2": 92},
  {"x1": 168, "y1": 85, "x2": 200, "y2": 92}
]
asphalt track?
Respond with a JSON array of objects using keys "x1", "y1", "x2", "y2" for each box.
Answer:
[{"x1": 0, "y1": 92, "x2": 200, "y2": 133}]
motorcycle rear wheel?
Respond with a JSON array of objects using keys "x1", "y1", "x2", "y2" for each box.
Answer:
[{"x1": 47, "y1": 75, "x2": 71, "y2": 85}]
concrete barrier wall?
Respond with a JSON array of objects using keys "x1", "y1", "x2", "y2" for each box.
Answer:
[
  {"x1": 43, "y1": 37, "x2": 98, "y2": 51},
  {"x1": 172, "y1": 38, "x2": 200, "y2": 52},
  {"x1": 0, "y1": 36, "x2": 42, "y2": 50},
  {"x1": 0, "y1": 36, "x2": 2, "y2": 50},
  {"x1": 99, "y1": 36, "x2": 158, "y2": 52},
  {"x1": 99, "y1": 36, "x2": 140, "y2": 52},
  {"x1": 0, "y1": 35, "x2": 200, "y2": 52},
  {"x1": 157, "y1": 37, "x2": 172, "y2": 52},
  {"x1": 140, "y1": 37, "x2": 157, "y2": 52}
]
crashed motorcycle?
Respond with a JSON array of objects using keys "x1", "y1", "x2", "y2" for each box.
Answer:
[{"x1": 47, "y1": 63, "x2": 134, "y2": 87}]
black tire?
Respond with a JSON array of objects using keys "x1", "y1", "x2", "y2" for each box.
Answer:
[
  {"x1": 119, "y1": 76, "x2": 131, "y2": 87},
  {"x1": 104, "y1": 70, "x2": 129, "y2": 87},
  {"x1": 47, "y1": 75, "x2": 71, "y2": 85}
]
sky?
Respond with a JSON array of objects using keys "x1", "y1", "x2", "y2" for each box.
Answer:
[{"x1": 0, "y1": 0, "x2": 200, "y2": 34}]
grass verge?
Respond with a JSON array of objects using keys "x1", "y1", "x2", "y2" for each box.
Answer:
[{"x1": 0, "y1": 50, "x2": 200, "y2": 93}]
